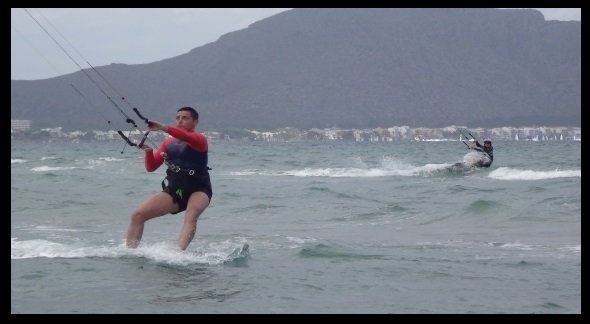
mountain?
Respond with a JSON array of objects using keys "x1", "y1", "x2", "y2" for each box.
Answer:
[{"x1": 11, "y1": 8, "x2": 581, "y2": 130}]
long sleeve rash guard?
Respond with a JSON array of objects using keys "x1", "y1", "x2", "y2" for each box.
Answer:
[{"x1": 144, "y1": 126, "x2": 208, "y2": 172}]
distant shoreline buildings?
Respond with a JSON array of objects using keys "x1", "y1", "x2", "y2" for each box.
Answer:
[
  {"x1": 10, "y1": 120, "x2": 581, "y2": 142},
  {"x1": 11, "y1": 119, "x2": 32, "y2": 132}
]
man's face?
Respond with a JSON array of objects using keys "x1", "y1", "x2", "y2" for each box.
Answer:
[{"x1": 175, "y1": 111, "x2": 197, "y2": 131}]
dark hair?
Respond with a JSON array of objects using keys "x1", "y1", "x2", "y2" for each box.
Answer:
[{"x1": 177, "y1": 106, "x2": 198, "y2": 120}]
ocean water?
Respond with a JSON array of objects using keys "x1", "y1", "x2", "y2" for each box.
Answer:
[{"x1": 11, "y1": 139, "x2": 581, "y2": 314}]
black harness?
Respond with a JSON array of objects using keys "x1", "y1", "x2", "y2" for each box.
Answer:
[{"x1": 161, "y1": 159, "x2": 211, "y2": 190}]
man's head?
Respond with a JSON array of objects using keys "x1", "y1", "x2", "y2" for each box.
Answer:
[
  {"x1": 175, "y1": 106, "x2": 199, "y2": 131},
  {"x1": 177, "y1": 106, "x2": 199, "y2": 120}
]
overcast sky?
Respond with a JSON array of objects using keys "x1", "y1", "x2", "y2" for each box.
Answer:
[{"x1": 11, "y1": 8, "x2": 581, "y2": 80}]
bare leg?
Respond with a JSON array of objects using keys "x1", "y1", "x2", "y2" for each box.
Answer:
[
  {"x1": 177, "y1": 191, "x2": 210, "y2": 251},
  {"x1": 126, "y1": 192, "x2": 179, "y2": 248}
]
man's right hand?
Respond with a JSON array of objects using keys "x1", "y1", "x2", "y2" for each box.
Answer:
[
  {"x1": 138, "y1": 143, "x2": 152, "y2": 151},
  {"x1": 147, "y1": 121, "x2": 167, "y2": 132}
]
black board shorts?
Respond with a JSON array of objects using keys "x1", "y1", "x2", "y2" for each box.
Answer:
[{"x1": 162, "y1": 170, "x2": 212, "y2": 214}]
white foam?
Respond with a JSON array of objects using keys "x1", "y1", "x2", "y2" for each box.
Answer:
[
  {"x1": 488, "y1": 167, "x2": 581, "y2": 180},
  {"x1": 230, "y1": 156, "x2": 451, "y2": 178},
  {"x1": 30, "y1": 166, "x2": 79, "y2": 172},
  {"x1": 10, "y1": 238, "x2": 248, "y2": 266}
]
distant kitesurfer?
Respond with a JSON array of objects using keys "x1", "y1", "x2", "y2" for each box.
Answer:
[
  {"x1": 126, "y1": 106, "x2": 212, "y2": 251},
  {"x1": 468, "y1": 138, "x2": 493, "y2": 167}
]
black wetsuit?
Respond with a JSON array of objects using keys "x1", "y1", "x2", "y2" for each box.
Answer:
[
  {"x1": 473, "y1": 142, "x2": 493, "y2": 167},
  {"x1": 162, "y1": 138, "x2": 212, "y2": 213},
  {"x1": 145, "y1": 126, "x2": 212, "y2": 213}
]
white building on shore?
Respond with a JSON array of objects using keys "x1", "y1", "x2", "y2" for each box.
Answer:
[{"x1": 11, "y1": 120, "x2": 32, "y2": 131}]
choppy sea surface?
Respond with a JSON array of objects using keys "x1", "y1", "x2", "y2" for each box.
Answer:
[{"x1": 11, "y1": 140, "x2": 580, "y2": 314}]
